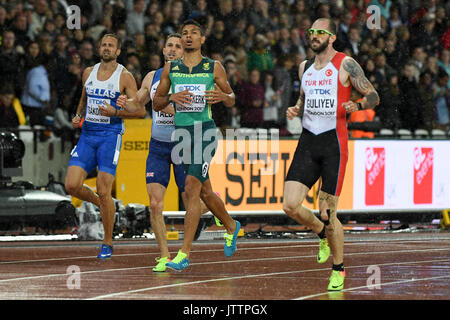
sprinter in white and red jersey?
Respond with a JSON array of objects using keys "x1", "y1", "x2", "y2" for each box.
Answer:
[{"x1": 283, "y1": 18, "x2": 379, "y2": 291}]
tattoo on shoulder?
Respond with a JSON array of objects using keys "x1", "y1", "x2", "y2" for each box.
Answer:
[{"x1": 342, "y1": 58, "x2": 372, "y2": 93}]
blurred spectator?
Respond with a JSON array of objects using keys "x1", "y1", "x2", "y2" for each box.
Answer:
[
  {"x1": 126, "y1": 0, "x2": 146, "y2": 37},
  {"x1": 229, "y1": 0, "x2": 248, "y2": 28},
  {"x1": 433, "y1": 68, "x2": 450, "y2": 130},
  {"x1": 247, "y1": 34, "x2": 274, "y2": 72},
  {"x1": 50, "y1": 34, "x2": 71, "y2": 113},
  {"x1": 272, "y1": 54, "x2": 293, "y2": 129},
  {"x1": 0, "y1": 6, "x2": 6, "y2": 35},
  {"x1": 248, "y1": 0, "x2": 273, "y2": 33},
  {"x1": 21, "y1": 54, "x2": 51, "y2": 126},
  {"x1": 79, "y1": 40, "x2": 96, "y2": 69},
  {"x1": 66, "y1": 51, "x2": 83, "y2": 116},
  {"x1": 28, "y1": 0, "x2": 49, "y2": 41},
  {"x1": 409, "y1": 46, "x2": 427, "y2": 81},
  {"x1": 374, "y1": 52, "x2": 395, "y2": 86},
  {"x1": 344, "y1": 24, "x2": 362, "y2": 57},
  {"x1": 0, "y1": 30, "x2": 25, "y2": 97},
  {"x1": 377, "y1": 73, "x2": 401, "y2": 131},
  {"x1": 411, "y1": 14, "x2": 440, "y2": 56},
  {"x1": 89, "y1": 16, "x2": 114, "y2": 43},
  {"x1": 0, "y1": 83, "x2": 26, "y2": 132},
  {"x1": 388, "y1": 5, "x2": 404, "y2": 30},
  {"x1": 205, "y1": 20, "x2": 227, "y2": 56},
  {"x1": 399, "y1": 62, "x2": 423, "y2": 131},
  {"x1": 11, "y1": 13, "x2": 31, "y2": 50},
  {"x1": 272, "y1": 26, "x2": 296, "y2": 57},
  {"x1": 24, "y1": 41, "x2": 41, "y2": 72},
  {"x1": 188, "y1": 0, "x2": 209, "y2": 21},
  {"x1": 437, "y1": 48, "x2": 450, "y2": 88},
  {"x1": 263, "y1": 71, "x2": 282, "y2": 129},
  {"x1": 418, "y1": 71, "x2": 436, "y2": 132},
  {"x1": 369, "y1": 0, "x2": 392, "y2": 20},
  {"x1": 383, "y1": 39, "x2": 402, "y2": 70},
  {"x1": 238, "y1": 69, "x2": 265, "y2": 128},
  {"x1": 225, "y1": 59, "x2": 243, "y2": 129},
  {"x1": 161, "y1": 0, "x2": 184, "y2": 36},
  {"x1": 126, "y1": 52, "x2": 143, "y2": 87}
]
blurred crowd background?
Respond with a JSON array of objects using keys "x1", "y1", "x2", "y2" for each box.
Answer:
[{"x1": 0, "y1": 0, "x2": 449, "y2": 140}]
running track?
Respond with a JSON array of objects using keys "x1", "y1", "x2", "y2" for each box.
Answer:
[{"x1": 0, "y1": 232, "x2": 449, "y2": 302}]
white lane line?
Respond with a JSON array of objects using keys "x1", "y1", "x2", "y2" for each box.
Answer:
[
  {"x1": 88, "y1": 258, "x2": 450, "y2": 300},
  {"x1": 0, "y1": 238, "x2": 444, "y2": 265},
  {"x1": 294, "y1": 275, "x2": 450, "y2": 300},
  {"x1": 0, "y1": 247, "x2": 449, "y2": 284}
]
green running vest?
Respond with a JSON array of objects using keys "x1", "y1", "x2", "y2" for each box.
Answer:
[{"x1": 169, "y1": 57, "x2": 215, "y2": 126}]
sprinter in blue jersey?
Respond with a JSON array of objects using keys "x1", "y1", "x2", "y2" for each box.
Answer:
[{"x1": 65, "y1": 34, "x2": 139, "y2": 259}]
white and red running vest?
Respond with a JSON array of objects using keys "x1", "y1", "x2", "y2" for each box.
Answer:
[{"x1": 301, "y1": 52, "x2": 351, "y2": 141}]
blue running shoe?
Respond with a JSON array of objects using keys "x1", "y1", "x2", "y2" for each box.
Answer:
[
  {"x1": 166, "y1": 250, "x2": 190, "y2": 272},
  {"x1": 97, "y1": 244, "x2": 113, "y2": 259},
  {"x1": 224, "y1": 220, "x2": 241, "y2": 257}
]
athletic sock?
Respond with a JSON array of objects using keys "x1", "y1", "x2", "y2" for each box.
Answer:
[
  {"x1": 317, "y1": 225, "x2": 326, "y2": 239},
  {"x1": 332, "y1": 263, "x2": 345, "y2": 272}
]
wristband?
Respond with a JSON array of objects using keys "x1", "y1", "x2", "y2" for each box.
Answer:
[
  {"x1": 114, "y1": 108, "x2": 118, "y2": 117},
  {"x1": 75, "y1": 113, "x2": 82, "y2": 118},
  {"x1": 166, "y1": 94, "x2": 171, "y2": 103},
  {"x1": 357, "y1": 102, "x2": 363, "y2": 111}
]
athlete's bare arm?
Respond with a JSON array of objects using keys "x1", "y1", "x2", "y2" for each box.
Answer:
[
  {"x1": 72, "y1": 66, "x2": 93, "y2": 128},
  {"x1": 154, "y1": 61, "x2": 193, "y2": 111},
  {"x1": 101, "y1": 69, "x2": 145, "y2": 118},
  {"x1": 287, "y1": 60, "x2": 306, "y2": 120},
  {"x1": 341, "y1": 56, "x2": 380, "y2": 112},
  {"x1": 205, "y1": 61, "x2": 235, "y2": 107}
]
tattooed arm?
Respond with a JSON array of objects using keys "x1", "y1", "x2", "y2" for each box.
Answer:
[
  {"x1": 341, "y1": 56, "x2": 380, "y2": 112},
  {"x1": 286, "y1": 60, "x2": 307, "y2": 120}
]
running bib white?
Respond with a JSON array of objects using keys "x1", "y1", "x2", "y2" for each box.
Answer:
[
  {"x1": 85, "y1": 97, "x2": 111, "y2": 124},
  {"x1": 174, "y1": 84, "x2": 206, "y2": 112}
]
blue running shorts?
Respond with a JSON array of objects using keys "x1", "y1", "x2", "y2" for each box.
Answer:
[
  {"x1": 68, "y1": 130, "x2": 123, "y2": 176},
  {"x1": 146, "y1": 138, "x2": 186, "y2": 192}
]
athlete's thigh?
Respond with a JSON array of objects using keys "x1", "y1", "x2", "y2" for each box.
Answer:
[
  {"x1": 146, "y1": 139, "x2": 172, "y2": 187},
  {"x1": 285, "y1": 132, "x2": 321, "y2": 189},
  {"x1": 68, "y1": 133, "x2": 97, "y2": 175},
  {"x1": 320, "y1": 146, "x2": 348, "y2": 196},
  {"x1": 65, "y1": 164, "x2": 89, "y2": 189},
  {"x1": 172, "y1": 163, "x2": 186, "y2": 193},
  {"x1": 97, "y1": 132, "x2": 122, "y2": 176}
]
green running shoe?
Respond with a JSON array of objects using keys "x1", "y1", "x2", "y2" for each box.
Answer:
[
  {"x1": 152, "y1": 256, "x2": 170, "y2": 272},
  {"x1": 214, "y1": 216, "x2": 223, "y2": 227},
  {"x1": 317, "y1": 238, "x2": 330, "y2": 264},
  {"x1": 328, "y1": 270, "x2": 346, "y2": 291}
]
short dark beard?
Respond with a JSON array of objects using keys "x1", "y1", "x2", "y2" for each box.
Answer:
[
  {"x1": 101, "y1": 55, "x2": 116, "y2": 62},
  {"x1": 311, "y1": 38, "x2": 329, "y2": 54}
]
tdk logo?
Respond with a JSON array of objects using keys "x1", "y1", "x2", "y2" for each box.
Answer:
[
  {"x1": 182, "y1": 85, "x2": 202, "y2": 91},
  {"x1": 309, "y1": 89, "x2": 331, "y2": 95}
]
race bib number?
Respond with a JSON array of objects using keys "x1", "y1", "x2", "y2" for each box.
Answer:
[
  {"x1": 85, "y1": 97, "x2": 111, "y2": 124},
  {"x1": 174, "y1": 84, "x2": 206, "y2": 112},
  {"x1": 154, "y1": 110, "x2": 174, "y2": 126}
]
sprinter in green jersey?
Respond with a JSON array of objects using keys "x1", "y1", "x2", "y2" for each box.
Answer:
[{"x1": 153, "y1": 19, "x2": 241, "y2": 271}]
